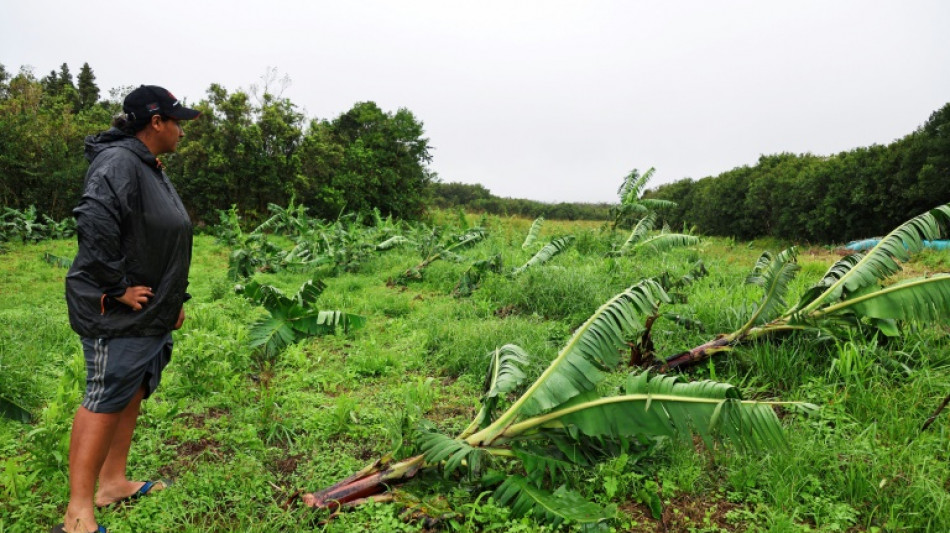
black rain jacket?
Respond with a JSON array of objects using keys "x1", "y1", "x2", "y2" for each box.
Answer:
[{"x1": 65, "y1": 128, "x2": 193, "y2": 338}]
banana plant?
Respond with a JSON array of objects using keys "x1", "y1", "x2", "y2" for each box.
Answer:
[
  {"x1": 664, "y1": 204, "x2": 950, "y2": 369},
  {"x1": 510, "y1": 235, "x2": 575, "y2": 277},
  {"x1": 612, "y1": 212, "x2": 699, "y2": 256},
  {"x1": 301, "y1": 280, "x2": 794, "y2": 529},
  {"x1": 521, "y1": 216, "x2": 544, "y2": 249},
  {"x1": 610, "y1": 168, "x2": 676, "y2": 229},
  {"x1": 396, "y1": 227, "x2": 487, "y2": 283},
  {"x1": 236, "y1": 278, "x2": 366, "y2": 359},
  {"x1": 252, "y1": 197, "x2": 312, "y2": 237},
  {"x1": 453, "y1": 254, "x2": 503, "y2": 297}
]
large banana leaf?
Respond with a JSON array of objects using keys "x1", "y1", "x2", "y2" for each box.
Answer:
[
  {"x1": 293, "y1": 310, "x2": 366, "y2": 335},
  {"x1": 417, "y1": 429, "x2": 485, "y2": 478},
  {"x1": 485, "y1": 280, "x2": 670, "y2": 432},
  {"x1": 740, "y1": 248, "x2": 800, "y2": 331},
  {"x1": 522, "y1": 217, "x2": 544, "y2": 249},
  {"x1": 493, "y1": 475, "x2": 615, "y2": 529},
  {"x1": 375, "y1": 235, "x2": 413, "y2": 251},
  {"x1": 249, "y1": 315, "x2": 297, "y2": 357},
  {"x1": 238, "y1": 279, "x2": 294, "y2": 311},
  {"x1": 501, "y1": 372, "x2": 785, "y2": 453},
  {"x1": 297, "y1": 279, "x2": 327, "y2": 308},
  {"x1": 511, "y1": 236, "x2": 575, "y2": 276},
  {"x1": 818, "y1": 274, "x2": 950, "y2": 321},
  {"x1": 477, "y1": 344, "x2": 529, "y2": 425},
  {"x1": 800, "y1": 204, "x2": 950, "y2": 314},
  {"x1": 618, "y1": 167, "x2": 654, "y2": 205},
  {"x1": 793, "y1": 254, "x2": 864, "y2": 312},
  {"x1": 633, "y1": 233, "x2": 700, "y2": 254},
  {"x1": 618, "y1": 213, "x2": 657, "y2": 254}
]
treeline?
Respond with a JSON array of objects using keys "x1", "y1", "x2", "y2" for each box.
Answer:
[
  {"x1": 0, "y1": 64, "x2": 434, "y2": 224},
  {"x1": 431, "y1": 181, "x2": 612, "y2": 221},
  {"x1": 0, "y1": 62, "x2": 608, "y2": 226},
  {"x1": 645, "y1": 103, "x2": 950, "y2": 243}
]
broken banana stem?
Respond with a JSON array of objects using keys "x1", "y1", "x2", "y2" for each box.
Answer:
[
  {"x1": 302, "y1": 454, "x2": 424, "y2": 509},
  {"x1": 660, "y1": 335, "x2": 734, "y2": 371}
]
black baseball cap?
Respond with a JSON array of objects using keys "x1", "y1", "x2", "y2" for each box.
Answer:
[{"x1": 124, "y1": 85, "x2": 200, "y2": 121}]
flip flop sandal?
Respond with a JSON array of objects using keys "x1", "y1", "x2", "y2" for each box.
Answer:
[{"x1": 112, "y1": 479, "x2": 172, "y2": 506}]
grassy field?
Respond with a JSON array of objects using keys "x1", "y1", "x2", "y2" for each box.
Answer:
[{"x1": 1, "y1": 214, "x2": 949, "y2": 532}]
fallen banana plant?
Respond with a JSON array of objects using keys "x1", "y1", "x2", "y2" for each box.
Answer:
[
  {"x1": 510, "y1": 235, "x2": 575, "y2": 277},
  {"x1": 396, "y1": 227, "x2": 486, "y2": 284},
  {"x1": 453, "y1": 254, "x2": 503, "y2": 297},
  {"x1": 663, "y1": 204, "x2": 950, "y2": 370},
  {"x1": 302, "y1": 280, "x2": 797, "y2": 528},
  {"x1": 236, "y1": 278, "x2": 366, "y2": 359}
]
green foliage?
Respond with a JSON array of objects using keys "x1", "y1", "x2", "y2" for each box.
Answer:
[
  {"x1": 236, "y1": 278, "x2": 366, "y2": 359},
  {"x1": 667, "y1": 203, "x2": 950, "y2": 369},
  {"x1": 397, "y1": 227, "x2": 487, "y2": 284},
  {"x1": 521, "y1": 217, "x2": 544, "y2": 249},
  {"x1": 0, "y1": 65, "x2": 112, "y2": 219},
  {"x1": 515, "y1": 280, "x2": 670, "y2": 417},
  {"x1": 0, "y1": 64, "x2": 436, "y2": 226},
  {"x1": 6, "y1": 215, "x2": 950, "y2": 531},
  {"x1": 648, "y1": 104, "x2": 950, "y2": 242},
  {"x1": 613, "y1": 212, "x2": 699, "y2": 256},
  {"x1": 0, "y1": 206, "x2": 74, "y2": 244},
  {"x1": 431, "y1": 181, "x2": 611, "y2": 221},
  {"x1": 493, "y1": 475, "x2": 615, "y2": 529},
  {"x1": 453, "y1": 254, "x2": 503, "y2": 298},
  {"x1": 510, "y1": 236, "x2": 575, "y2": 277},
  {"x1": 741, "y1": 248, "x2": 801, "y2": 330},
  {"x1": 0, "y1": 396, "x2": 31, "y2": 423},
  {"x1": 610, "y1": 167, "x2": 676, "y2": 230}
]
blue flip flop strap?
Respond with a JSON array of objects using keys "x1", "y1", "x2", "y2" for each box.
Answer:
[{"x1": 138, "y1": 480, "x2": 156, "y2": 495}]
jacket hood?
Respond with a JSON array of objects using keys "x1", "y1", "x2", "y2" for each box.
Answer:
[{"x1": 84, "y1": 128, "x2": 158, "y2": 167}]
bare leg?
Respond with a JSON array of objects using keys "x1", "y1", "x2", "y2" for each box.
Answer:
[
  {"x1": 62, "y1": 406, "x2": 121, "y2": 533},
  {"x1": 94, "y1": 386, "x2": 150, "y2": 506}
]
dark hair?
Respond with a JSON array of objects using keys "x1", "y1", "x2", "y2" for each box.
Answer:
[{"x1": 111, "y1": 112, "x2": 154, "y2": 135}]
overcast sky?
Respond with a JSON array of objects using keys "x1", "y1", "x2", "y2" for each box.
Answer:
[{"x1": 3, "y1": 1, "x2": 948, "y2": 203}]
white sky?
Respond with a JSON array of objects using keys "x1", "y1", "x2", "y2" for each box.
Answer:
[{"x1": 2, "y1": 1, "x2": 948, "y2": 203}]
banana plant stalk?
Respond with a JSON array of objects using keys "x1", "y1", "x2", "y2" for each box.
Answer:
[{"x1": 663, "y1": 204, "x2": 950, "y2": 370}]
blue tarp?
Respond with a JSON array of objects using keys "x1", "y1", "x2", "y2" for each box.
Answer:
[{"x1": 843, "y1": 239, "x2": 950, "y2": 251}]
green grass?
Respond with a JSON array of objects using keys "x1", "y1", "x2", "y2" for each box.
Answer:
[{"x1": 2, "y1": 220, "x2": 950, "y2": 532}]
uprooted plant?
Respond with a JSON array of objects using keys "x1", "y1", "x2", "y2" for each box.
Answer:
[
  {"x1": 663, "y1": 204, "x2": 950, "y2": 370},
  {"x1": 300, "y1": 280, "x2": 801, "y2": 529}
]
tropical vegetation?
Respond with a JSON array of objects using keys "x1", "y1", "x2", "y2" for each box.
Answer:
[{"x1": 2, "y1": 202, "x2": 949, "y2": 531}]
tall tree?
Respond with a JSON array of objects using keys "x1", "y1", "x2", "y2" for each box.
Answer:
[
  {"x1": 76, "y1": 62, "x2": 99, "y2": 110},
  {"x1": 325, "y1": 101, "x2": 433, "y2": 219},
  {"x1": 57, "y1": 63, "x2": 74, "y2": 90},
  {"x1": 0, "y1": 63, "x2": 9, "y2": 99}
]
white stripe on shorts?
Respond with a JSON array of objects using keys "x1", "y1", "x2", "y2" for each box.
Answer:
[{"x1": 86, "y1": 338, "x2": 109, "y2": 412}]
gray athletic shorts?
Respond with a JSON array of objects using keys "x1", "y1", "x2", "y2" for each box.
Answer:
[{"x1": 80, "y1": 333, "x2": 173, "y2": 413}]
